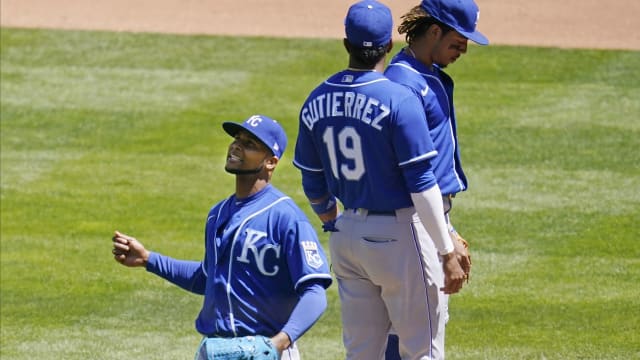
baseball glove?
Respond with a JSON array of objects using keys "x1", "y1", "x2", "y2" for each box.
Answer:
[
  {"x1": 450, "y1": 227, "x2": 471, "y2": 282},
  {"x1": 196, "y1": 335, "x2": 279, "y2": 360}
]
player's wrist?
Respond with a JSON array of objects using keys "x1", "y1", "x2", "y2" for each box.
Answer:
[
  {"x1": 142, "y1": 250, "x2": 150, "y2": 266},
  {"x1": 271, "y1": 331, "x2": 292, "y2": 352},
  {"x1": 143, "y1": 251, "x2": 157, "y2": 268},
  {"x1": 438, "y1": 239, "x2": 455, "y2": 257},
  {"x1": 310, "y1": 194, "x2": 337, "y2": 216},
  {"x1": 441, "y1": 251, "x2": 456, "y2": 260}
]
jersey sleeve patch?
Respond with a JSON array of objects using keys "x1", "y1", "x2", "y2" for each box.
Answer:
[{"x1": 301, "y1": 241, "x2": 325, "y2": 269}]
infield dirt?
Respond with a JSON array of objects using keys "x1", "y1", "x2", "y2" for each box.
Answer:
[{"x1": 2, "y1": 0, "x2": 639, "y2": 50}]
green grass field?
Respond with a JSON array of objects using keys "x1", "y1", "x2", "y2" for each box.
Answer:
[{"x1": 1, "y1": 27, "x2": 639, "y2": 359}]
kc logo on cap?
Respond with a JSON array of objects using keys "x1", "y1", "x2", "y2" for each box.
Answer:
[{"x1": 246, "y1": 115, "x2": 263, "y2": 127}]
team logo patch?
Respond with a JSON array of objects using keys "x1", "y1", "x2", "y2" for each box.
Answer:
[
  {"x1": 341, "y1": 74, "x2": 354, "y2": 83},
  {"x1": 301, "y1": 241, "x2": 324, "y2": 269}
]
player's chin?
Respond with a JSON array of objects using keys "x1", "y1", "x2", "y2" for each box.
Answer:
[
  {"x1": 224, "y1": 164, "x2": 240, "y2": 174},
  {"x1": 435, "y1": 61, "x2": 448, "y2": 69}
]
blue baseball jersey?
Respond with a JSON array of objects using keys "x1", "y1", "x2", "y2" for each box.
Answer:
[
  {"x1": 147, "y1": 185, "x2": 332, "y2": 338},
  {"x1": 385, "y1": 50, "x2": 468, "y2": 196},
  {"x1": 293, "y1": 70, "x2": 438, "y2": 211}
]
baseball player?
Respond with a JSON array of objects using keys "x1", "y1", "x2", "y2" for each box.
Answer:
[
  {"x1": 383, "y1": 0, "x2": 489, "y2": 358},
  {"x1": 112, "y1": 115, "x2": 332, "y2": 360},
  {"x1": 293, "y1": 1, "x2": 466, "y2": 359}
]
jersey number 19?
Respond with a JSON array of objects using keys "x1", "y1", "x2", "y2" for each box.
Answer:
[{"x1": 322, "y1": 126, "x2": 365, "y2": 181}]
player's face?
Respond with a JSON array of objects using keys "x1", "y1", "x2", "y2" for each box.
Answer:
[
  {"x1": 225, "y1": 130, "x2": 272, "y2": 175},
  {"x1": 432, "y1": 30, "x2": 468, "y2": 68}
]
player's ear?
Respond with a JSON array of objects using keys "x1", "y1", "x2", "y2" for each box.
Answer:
[
  {"x1": 264, "y1": 155, "x2": 279, "y2": 171},
  {"x1": 343, "y1": 38, "x2": 352, "y2": 53},
  {"x1": 429, "y1": 24, "x2": 442, "y2": 39}
]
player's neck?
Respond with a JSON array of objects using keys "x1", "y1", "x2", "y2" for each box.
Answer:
[
  {"x1": 406, "y1": 46, "x2": 434, "y2": 70},
  {"x1": 346, "y1": 61, "x2": 378, "y2": 72},
  {"x1": 235, "y1": 177, "x2": 269, "y2": 199},
  {"x1": 347, "y1": 67, "x2": 376, "y2": 72},
  {"x1": 347, "y1": 56, "x2": 386, "y2": 73}
]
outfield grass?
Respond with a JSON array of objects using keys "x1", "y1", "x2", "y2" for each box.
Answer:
[{"x1": 1, "y1": 28, "x2": 639, "y2": 360}]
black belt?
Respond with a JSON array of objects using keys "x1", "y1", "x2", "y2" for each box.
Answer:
[
  {"x1": 368, "y1": 210, "x2": 395, "y2": 216},
  {"x1": 347, "y1": 208, "x2": 396, "y2": 216}
]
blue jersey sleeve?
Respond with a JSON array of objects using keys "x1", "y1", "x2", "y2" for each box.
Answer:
[
  {"x1": 285, "y1": 219, "x2": 332, "y2": 290},
  {"x1": 293, "y1": 112, "x2": 324, "y2": 173},
  {"x1": 300, "y1": 168, "x2": 330, "y2": 200},
  {"x1": 390, "y1": 94, "x2": 437, "y2": 168},
  {"x1": 401, "y1": 160, "x2": 438, "y2": 193},
  {"x1": 294, "y1": 113, "x2": 332, "y2": 200},
  {"x1": 146, "y1": 252, "x2": 207, "y2": 294}
]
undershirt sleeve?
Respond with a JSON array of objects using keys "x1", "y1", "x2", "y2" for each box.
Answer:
[{"x1": 280, "y1": 281, "x2": 328, "y2": 343}]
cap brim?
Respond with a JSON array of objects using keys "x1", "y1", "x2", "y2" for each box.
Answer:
[
  {"x1": 222, "y1": 121, "x2": 276, "y2": 156},
  {"x1": 222, "y1": 121, "x2": 244, "y2": 137},
  {"x1": 461, "y1": 30, "x2": 489, "y2": 45}
]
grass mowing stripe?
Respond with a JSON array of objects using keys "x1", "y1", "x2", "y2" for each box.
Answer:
[
  {"x1": 460, "y1": 166, "x2": 639, "y2": 213},
  {"x1": 452, "y1": 45, "x2": 640, "y2": 85},
  {"x1": 459, "y1": 81, "x2": 640, "y2": 131},
  {"x1": 1, "y1": 64, "x2": 249, "y2": 111},
  {"x1": 459, "y1": 122, "x2": 638, "y2": 171}
]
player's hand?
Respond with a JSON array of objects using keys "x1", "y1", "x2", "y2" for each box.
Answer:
[
  {"x1": 322, "y1": 218, "x2": 339, "y2": 232},
  {"x1": 441, "y1": 252, "x2": 466, "y2": 294},
  {"x1": 452, "y1": 231, "x2": 471, "y2": 281},
  {"x1": 318, "y1": 210, "x2": 341, "y2": 232},
  {"x1": 112, "y1": 231, "x2": 149, "y2": 267},
  {"x1": 270, "y1": 331, "x2": 292, "y2": 355}
]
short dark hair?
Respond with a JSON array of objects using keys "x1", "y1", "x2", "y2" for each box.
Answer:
[
  {"x1": 348, "y1": 42, "x2": 390, "y2": 68},
  {"x1": 398, "y1": 5, "x2": 454, "y2": 45}
]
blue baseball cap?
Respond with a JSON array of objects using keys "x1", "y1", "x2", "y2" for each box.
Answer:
[
  {"x1": 421, "y1": 0, "x2": 489, "y2": 45},
  {"x1": 222, "y1": 115, "x2": 288, "y2": 159},
  {"x1": 345, "y1": 0, "x2": 393, "y2": 48}
]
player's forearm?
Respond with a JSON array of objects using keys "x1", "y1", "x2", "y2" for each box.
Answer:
[
  {"x1": 300, "y1": 169, "x2": 329, "y2": 200},
  {"x1": 146, "y1": 252, "x2": 207, "y2": 294},
  {"x1": 410, "y1": 186, "x2": 455, "y2": 255},
  {"x1": 280, "y1": 283, "x2": 327, "y2": 343},
  {"x1": 299, "y1": 168, "x2": 339, "y2": 222}
]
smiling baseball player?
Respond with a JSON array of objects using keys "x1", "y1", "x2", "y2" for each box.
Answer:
[{"x1": 112, "y1": 115, "x2": 332, "y2": 360}]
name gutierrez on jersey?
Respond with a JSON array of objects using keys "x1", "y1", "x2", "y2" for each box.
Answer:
[{"x1": 301, "y1": 91, "x2": 390, "y2": 131}]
